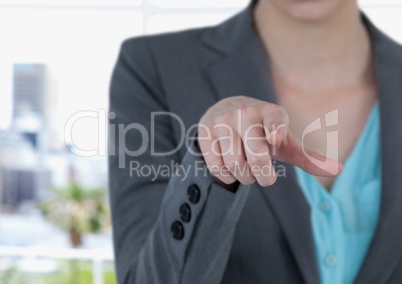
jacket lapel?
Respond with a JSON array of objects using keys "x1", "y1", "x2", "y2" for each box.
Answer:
[
  {"x1": 261, "y1": 164, "x2": 320, "y2": 284},
  {"x1": 354, "y1": 15, "x2": 402, "y2": 284},
  {"x1": 201, "y1": 3, "x2": 321, "y2": 284}
]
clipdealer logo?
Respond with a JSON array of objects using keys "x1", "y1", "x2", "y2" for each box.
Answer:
[
  {"x1": 64, "y1": 110, "x2": 198, "y2": 160},
  {"x1": 64, "y1": 108, "x2": 339, "y2": 174},
  {"x1": 301, "y1": 109, "x2": 339, "y2": 175}
]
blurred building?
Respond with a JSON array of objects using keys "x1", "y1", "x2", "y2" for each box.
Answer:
[
  {"x1": 1, "y1": 166, "x2": 51, "y2": 212},
  {"x1": 13, "y1": 64, "x2": 47, "y2": 122},
  {"x1": 12, "y1": 63, "x2": 61, "y2": 152},
  {"x1": 0, "y1": 130, "x2": 51, "y2": 212}
]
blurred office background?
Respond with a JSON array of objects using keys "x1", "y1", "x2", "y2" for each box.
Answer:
[{"x1": 0, "y1": 0, "x2": 401, "y2": 283}]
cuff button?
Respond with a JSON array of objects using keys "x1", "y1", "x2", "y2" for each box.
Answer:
[
  {"x1": 171, "y1": 221, "x2": 184, "y2": 240},
  {"x1": 187, "y1": 184, "x2": 201, "y2": 204},
  {"x1": 180, "y1": 203, "x2": 191, "y2": 223}
]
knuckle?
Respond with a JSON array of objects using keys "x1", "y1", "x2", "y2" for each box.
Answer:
[
  {"x1": 275, "y1": 106, "x2": 289, "y2": 123},
  {"x1": 240, "y1": 105, "x2": 254, "y2": 115},
  {"x1": 238, "y1": 175, "x2": 256, "y2": 185},
  {"x1": 219, "y1": 97, "x2": 234, "y2": 104},
  {"x1": 273, "y1": 105, "x2": 287, "y2": 116},
  {"x1": 214, "y1": 112, "x2": 234, "y2": 125},
  {"x1": 258, "y1": 176, "x2": 277, "y2": 187},
  {"x1": 217, "y1": 176, "x2": 236, "y2": 185},
  {"x1": 236, "y1": 95, "x2": 248, "y2": 100},
  {"x1": 261, "y1": 103, "x2": 275, "y2": 114},
  {"x1": 245, "y1": 142, "x2": 268, "y2": 155},
  {"x1": 247, "y1": 154, "x2": 268, "y2": 166},
  {"x1": 263, "y1": 104, "x2": 287, "y2": 119},
  {"x1": 241, "y1": 107, "x2": 259, "y2": 122},
  {"x1": 198, "y1": 124, "x2": 210, "y2": 137},
  {"x1": 224, "y1": 158, "x2": 239, "y2": 172},
  {"x1": 205, "y1": 156, "x2": 222, "y2": 168}
]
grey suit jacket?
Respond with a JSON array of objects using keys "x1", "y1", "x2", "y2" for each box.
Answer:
[{"x1": 108, "y1": 1, "x2": 402, "y2": 283}]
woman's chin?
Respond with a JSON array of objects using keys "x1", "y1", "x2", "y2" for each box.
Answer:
[
  {"x1": 259, "y1": 0, "x2": 353, "y2": 23},
  {"x1": 287, "y1": 2, "x2": 335, "y2": 22}
]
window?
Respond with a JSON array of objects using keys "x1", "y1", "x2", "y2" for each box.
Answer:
[{"x1": 0, "y1": 0, "x2": 401, "y2": 282}]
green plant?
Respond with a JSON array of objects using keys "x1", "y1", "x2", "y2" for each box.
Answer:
[
  {"x1": 42, "y1": 260, "x2": 117, "y2": 284},
  {"x1": 0, "y1": 260, "x2": 117, "y2": 284},
  {"x1": 40, "y1": 182, "x2": 110, "y2": 247},
  {"x1": 0, "y1": 264, "x2": 18, "y2": 284}
]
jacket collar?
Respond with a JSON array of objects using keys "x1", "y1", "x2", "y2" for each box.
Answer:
[
  {"x1": 354, "y1": 14, "x2": 402, "y2": 284},
  {"x1": 201, "y1": 0, "x2": 258, "y2": 56},
  {"x1": 202, "y1": 2, "x2": 402, "y2": 283}
]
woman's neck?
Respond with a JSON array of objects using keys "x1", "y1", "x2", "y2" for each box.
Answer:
[{"x1": 254, "y1": 0, "x2": 373, "y2": 93}]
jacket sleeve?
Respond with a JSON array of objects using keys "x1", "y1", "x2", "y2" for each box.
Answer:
[{"x1": 108, "y1": 37, "x2": 251, "y2": 284}]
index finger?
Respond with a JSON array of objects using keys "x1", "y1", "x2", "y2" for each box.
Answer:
[{"x1": 272, "y1": 131, "x2": 343, "y2": 177}]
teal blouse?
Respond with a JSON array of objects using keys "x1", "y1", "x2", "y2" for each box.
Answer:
[{"x1": 294, "y1": 102, "x2": 381, "y2": 284}]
